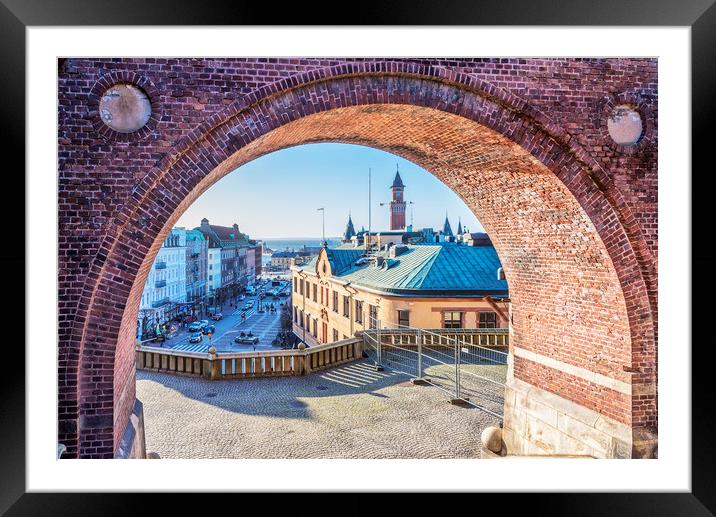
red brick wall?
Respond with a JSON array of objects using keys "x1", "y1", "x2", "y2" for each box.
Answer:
[{"x1": 58, "y1": 58, "x2": 657, "y2": 458}]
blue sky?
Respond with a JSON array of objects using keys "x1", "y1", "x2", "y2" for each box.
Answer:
[{"x1": 175, "y1": 143, "x2": 484, "y2": 239}]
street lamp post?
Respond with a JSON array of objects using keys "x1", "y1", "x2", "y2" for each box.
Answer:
[{"x1": 317, "y1": 207, "x2": 325, "y2": 246}]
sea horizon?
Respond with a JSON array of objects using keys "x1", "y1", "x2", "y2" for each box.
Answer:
[{"x1": 259, "y1": 237, "x2": 341, "y2": 252}]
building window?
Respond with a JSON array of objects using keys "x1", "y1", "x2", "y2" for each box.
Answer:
[
  {"x1": 369, "y1": 305, "x2": 378, "y2": 329},
  {"x1": 293, "y1": 306, "x2": 298, "y2": 323},
  {"x1": 332, "y1": 290, "x2": 338, "y2": 312},
  {"x1": 299, "y1": 311, "x2": 304, "y2": 328},
  {"x1": 332, "y1": 329, "x2": 339, "y2": 342},
  {"x1": 443, "y1": 311, "x2": 462, "y2": 329},
  {"x1": 312, "y1": 283, "x2": 317, "y2": 303},
  {"x1": 398, "y1": 310, "x2": 410, "y2": 328},
  {"x1": 300, "y1": 279, "x2": 304, "y2": 295},
  {"x1": 294, "y1": 278, "x2": 298, "y2": 293},
  {"x1": 479, "y1": 311, "x2": 498, "y2": 329},
  {"x1": 355, "y1": 300, "x2": 363, "y2": 324},
  {"x1": 343, "y1": 296, "x2": 350, "y2": 318},
  {"x1": 312, "y1": 318, "x2": 317, "y2": 337}
]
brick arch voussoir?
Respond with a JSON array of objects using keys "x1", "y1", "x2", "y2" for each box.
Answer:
[{"x1": 73, "y1": 61, "x2": 657, "y2": 454}]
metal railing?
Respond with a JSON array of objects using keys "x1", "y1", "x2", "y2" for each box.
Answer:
[{"x1": 362, "y1": 318, "x2": 508, "y2": 418}]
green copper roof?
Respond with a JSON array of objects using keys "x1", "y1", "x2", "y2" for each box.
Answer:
[
  {"x1": 297, "y1": 243, "x2": 508, "y2": 297},
  {"x1": 185, "y1": 229, "x2": 205, "y2": 241}
]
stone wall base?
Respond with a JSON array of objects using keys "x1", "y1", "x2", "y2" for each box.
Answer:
[
  {"x1": 115, "y1": 399, "x2": 146, "y2": 459},
  {"x1": 503, "y1": 378, "x2": 638, "y2": 458}
]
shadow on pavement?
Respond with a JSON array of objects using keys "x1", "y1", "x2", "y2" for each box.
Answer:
[{"x1": 137, "y1": 359, "x2": 412, "y2": 420}]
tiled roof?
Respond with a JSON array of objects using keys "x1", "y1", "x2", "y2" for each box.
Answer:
[
  {"x1": 196, "y1": 223, "x2": 250, "y2": 247},
  {"x1": 209, "y1": 225, "x2": 247, "y2": 242},
  {"x1": 296, "y1": 243, "x2": 508, "y2": 297}
]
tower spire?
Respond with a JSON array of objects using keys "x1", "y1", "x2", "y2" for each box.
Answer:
[
  {"x1": 443, "y1": 212, "x2": 453, "y2": 237},
  {"x1": 343, "y1": 211, "x2": 356, "y2": 242}
]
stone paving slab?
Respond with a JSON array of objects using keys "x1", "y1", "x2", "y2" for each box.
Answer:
[{"x1": 137, "y1": 359, "x2": 501, "y2": 459}]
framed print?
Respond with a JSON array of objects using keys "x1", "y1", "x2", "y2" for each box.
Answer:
[{"x1": 3, "y1": 0, "x2": 714, "y2": 513}]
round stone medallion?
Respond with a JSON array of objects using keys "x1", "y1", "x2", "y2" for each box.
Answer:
[
  {"x1": 99, "y1": 83, "x2": 152, "y2": 133},
  {"x1": 607, "y1": 104, "x2": 643, "y2": 145}
]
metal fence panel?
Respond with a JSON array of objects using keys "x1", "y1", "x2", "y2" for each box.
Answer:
[{"x1": 363, "y1": 319, "x2": 508, "y2": 418}]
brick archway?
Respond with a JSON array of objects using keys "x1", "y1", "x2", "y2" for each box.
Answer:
[{"x1": 58, "y1": 60, "x2": 657, "y2": 458}]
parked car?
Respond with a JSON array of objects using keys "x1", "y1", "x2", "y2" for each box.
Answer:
[
  {"x1": 188, "y1": 321, "x2": 202, "y2": 332},
  {"x1": 199, "y1": 319, "x2": 209, "y2": 327},
  {"x1": 241, "y1": 304, "x2": 250, "y2": 311},
  {"x1": 189, "y1": 332, "x2": 203, "y2": 343},
  {"x1": 202, "y1": 324, "x2": 215, "y2": 335},
  {"x1": 212, "y1": 313, "x2": 223, "y2": 321}
]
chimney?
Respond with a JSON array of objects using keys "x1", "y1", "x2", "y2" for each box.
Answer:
[
  {"x1": 200, "y1": 218, "x2": 210, "y2": 229},
  {"x1": 389, "y1": 244, "x2": 408, "y2": 258}
]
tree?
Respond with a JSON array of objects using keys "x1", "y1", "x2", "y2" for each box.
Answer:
[{"x1": 273, "y1": 302, "x2": 298, "y2": 348}]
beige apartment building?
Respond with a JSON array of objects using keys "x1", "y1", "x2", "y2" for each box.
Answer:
[{"x1": 291, "y1": 243, "x2": 509, "y2": 347}]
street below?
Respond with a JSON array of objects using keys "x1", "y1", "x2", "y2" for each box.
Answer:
[{"x1": 152, "y1": 281, "x2": 290, "y2": 353}]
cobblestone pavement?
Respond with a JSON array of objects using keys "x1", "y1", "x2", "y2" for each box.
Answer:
[{"x1": 137, "y1": 359, "x2": 502, "y2": 459}]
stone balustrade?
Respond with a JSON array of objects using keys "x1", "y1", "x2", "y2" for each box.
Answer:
[{"x1": 136, "y1": 337, "x2": 363, "y2": 380}]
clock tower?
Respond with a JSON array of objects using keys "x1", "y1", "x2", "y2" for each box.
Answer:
[{"x1": 389, "y1": 167, "x2": 407, "y2": 230}]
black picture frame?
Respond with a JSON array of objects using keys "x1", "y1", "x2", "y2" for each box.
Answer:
[{"x1": 4, "y1": 0, "x2": 714, "y2": 513}]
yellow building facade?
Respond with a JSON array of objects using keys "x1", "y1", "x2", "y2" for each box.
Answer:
[{"x1": 291, "y1": 244, "x2": 509, "y2": 347}]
